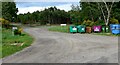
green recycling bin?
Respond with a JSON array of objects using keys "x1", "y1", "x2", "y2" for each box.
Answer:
[
  {"x1": 102, "y1": 26, "x2": 106, "y2": 32},
  {"x1": 102, "y1": 26, "x2": 109, "y2": 33},
  {"x1": 105, "y1": 26, "x2": 109, "y2": 33},
  {"x1": 69, "y1": 26, "x2": 77, "y2": 33},
  {"x1": 77, "y1": 25, "x2": 86, "y2": 33}
]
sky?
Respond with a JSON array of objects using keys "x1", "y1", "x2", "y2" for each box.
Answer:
[{"x1": 16, "y1": 2, "x2": 80, "y2": 14}]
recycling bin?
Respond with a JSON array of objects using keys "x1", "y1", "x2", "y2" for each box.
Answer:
[
  {"x1": 93, "y1": 26, "x2": 102, "y2": 32},
  {"x1": 110, "y1": 24, "x2": 120, "y2": 34},
  {"x1": 77, "y1": 25, "x2": 86, "y2": 33},
  {"x1": 105, "y1": 26, "x2": 109, "y2": 33},
  {"x1": 69, "y1": 26, "x2": 77, "y2": 33},
  {"x1": 86, "y1": 27, "x2": 92, "y2": 33},
  {"x1": 102, "y1": 26, "x2": 106, "y2": 32},
  {"x1": 102, "y1": 26, "x2": 109, "y2": 33}
]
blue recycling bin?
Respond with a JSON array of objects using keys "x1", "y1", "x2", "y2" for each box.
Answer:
[{"x1": 110, "y1": 24, "x2": 120, "y2": 34}]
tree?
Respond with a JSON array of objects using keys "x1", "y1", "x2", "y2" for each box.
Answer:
[
  {"x1": 18, "y1": 6, "x2": 70, "y2": 25},
  {"x1": 69, "y1": 4, "x2": 81, "y2": 25},
  {"x1": 71, "y1": 4, "x2": 80, "y2": 11},
  {"x1": 2, "y1": 2, "x2": 18, "y2": 22},
  {"x1": 79, "y1": 0, "x2": 118, "y2": 26},
  {"x1": 80, "y1": 2, "x2": 101, "y2": 21},
  {"x1": 97, "y1": 0, "x2": 115, "y2": 26},
  {"x1": 111, "y1": 1, "x2": 120, "y2": 23}
]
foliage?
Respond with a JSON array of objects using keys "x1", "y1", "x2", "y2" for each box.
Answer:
[
  {"x1": 2, "y1": 2, "x2": 18, "y2": 22},
  {"x1": 82, "y1": 20, "x2": 94, "y2": 26},
  {"x1": 80, "y1": 2, "x2": 101, "y2": 21},
  {"x1": 13, "y1": 27, "x2": 23, "y2": 35},
  {"x1": 71, "y1": 1, "x2": 120, "y2": 26},
  {"x1": 94, "y1": 20, "x2": 105, "y2": 26},
  {"x1": 0, "y1": 18, "x2": 10, "y2": 28},
  {"x1": 17, "y1": 7, "x2": 70, "y2": 25},
  {"x1": 112, "y1": 1, "x2": 120, "y2": 23},
  {"x1": 90, "y1": 22, "x2": 95, "y2": 27},
  {"x1": 110, "y1": 17, "x2": 119, "y2": 24}
]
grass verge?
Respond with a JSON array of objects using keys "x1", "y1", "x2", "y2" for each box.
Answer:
[
  {"x1": 48, "y1": 26, "x2": 69, "y2": 33},
  {"x1": 2, "y1": 28, "x2": 34, "y2": 58},
  {"x1": 91, "y1": 33, "x2": 120, "y2": 36},
  {"x1": 0, "y1": 26, "x2": 2, "y2": 58}
]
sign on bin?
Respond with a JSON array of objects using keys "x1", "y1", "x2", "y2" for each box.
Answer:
[
  {"x1": 73, "y1": 27, "x2": 77, "y2": 30},
  {"x1": 82, "y1": 28, "x2": 84, "y2": 31},
  {"x1": 93, "y1": 26, "x2": 102, "y2": 32}
]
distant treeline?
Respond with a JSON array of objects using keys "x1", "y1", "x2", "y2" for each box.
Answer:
[{"x1": 17, "y1": 7, "x2": 70, "y2": 25}]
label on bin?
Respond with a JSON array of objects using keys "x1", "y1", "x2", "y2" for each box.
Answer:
[
  {"x1": 82, "y1": 28, "x2": 84, "y2": 30},
  {"x1": 106, "y1": 28, "x2": 108, "y2": 29},
  {"x1": 73, "y1": 28, "x2": 77, "y2": 30},
  {"x1": 94, "y1": 27, "x2": 99, "y2": 31}
]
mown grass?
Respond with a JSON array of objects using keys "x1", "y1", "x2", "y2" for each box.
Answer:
[
  {"x1": 48, "y1": 26, "x2": 70, "y2": 33},
  {"x1": 48, "y1": 25, "x2": 120, "y2": 36},
  {"x1": 2, "y1": 28, "x2": 34, "y2": 58},
  {"x1": 92, "y1": 32, "x2": 120, "y2": 36},
  {"x1": 0, "y1": 26, "x2": 2, "y2": 58}
]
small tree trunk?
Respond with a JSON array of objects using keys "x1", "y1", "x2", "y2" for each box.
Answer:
[{"x1": 106, "y1": 11, "x2": 110, "y2": 26}]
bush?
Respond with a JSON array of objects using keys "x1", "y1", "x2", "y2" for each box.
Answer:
[
  {"x1": 14, "y1": 28, "x2": 23, "y2": 35},
  {"x1": 93, "y1": 20, "x2": 105, "y2": 26},
  {"x1": 82, "y1": 20, "x2": 94, "y2": 26},
  {"x1": 110, "y1": 17, "x2": 119, "y2": 24},
  {"x1": 90, "y1": 22, "x2": 95, "y2": 27},
  {"x1": 0, "y1": 18, "x2": 10, "y2": 28}
]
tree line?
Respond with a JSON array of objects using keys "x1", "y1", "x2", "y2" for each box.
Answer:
[
  {"x1": 1, "y1": 1, "x2": 120, "y2": 26},
  {"x1": 17, "y1": 7, "x2": 70, "y2": 25}
]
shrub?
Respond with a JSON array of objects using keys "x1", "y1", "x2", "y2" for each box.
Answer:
[
  {"x1": 110, "y1": 17, "x2": 119, "y2": 24},
  {"x1": 81, "y1": 20, "x2": 87, "y2": 25},
  {"x1": 14, "y1": 29, "x2": 19, "y2": 35},
  {"x1": 0, "y1": 18, "x2": 10, "y2": 28},
  {"x1": 82, "y1": 20, "x2": 94, "y2": 26},
  {"x1": 90, "y1": 22, "x2": 95, "y2": 27},
  {"x1": 14, "y1": 28, "x2": 23, "y2": 35}
]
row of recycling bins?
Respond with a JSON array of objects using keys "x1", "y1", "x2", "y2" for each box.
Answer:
[{"x1": 69, "y1": 24, "x2": 120, "y2": 34}]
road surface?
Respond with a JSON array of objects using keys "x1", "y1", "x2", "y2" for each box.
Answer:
[{"x1": 2, "y1": 27, "x2": 118, "y2": 63}]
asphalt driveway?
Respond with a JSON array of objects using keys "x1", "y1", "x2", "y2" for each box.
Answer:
[{"x1": 2, "y1": 27, "x2": 118, "y2": 63}]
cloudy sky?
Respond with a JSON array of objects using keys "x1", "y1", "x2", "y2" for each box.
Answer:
[{"x1": 16, "y1": 2, "x2": 79, "y2": 14}]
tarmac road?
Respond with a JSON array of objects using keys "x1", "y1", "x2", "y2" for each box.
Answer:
[{"x1": 2, "y1": 27, "x2": 118, "y2": 63}]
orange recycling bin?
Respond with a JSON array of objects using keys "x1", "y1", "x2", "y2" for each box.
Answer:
[{"x1": 86, "y1": 27, "x2": 92, "y2": 33}]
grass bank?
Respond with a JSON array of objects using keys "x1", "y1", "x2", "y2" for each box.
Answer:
[
  {"x1": 0, "y1": 26, "x2": 2, "y2": 58},
  {"x1": 48, "y1": 26, "x2": 69, "y2": 33},
  {"x1": 2, "y1": 28, "x2": 34, "y2": 58}
]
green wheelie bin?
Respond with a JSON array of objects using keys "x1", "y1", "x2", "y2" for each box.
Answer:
[
  {"x1": 102, "y1": 26, "x2": 106, "y2": 32},
  {"x1": 105, "y1": 26, "x2": 109, "y2": 33},
  {"x1": 102, "y1": 26, "x2": 109, "y2": 33},
  {"x1": 69, "y1": 26, "x2": 77, "y2": 33},
  {"x1": 77, "y1": 25, "x2": 86, "y2": 33}
]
